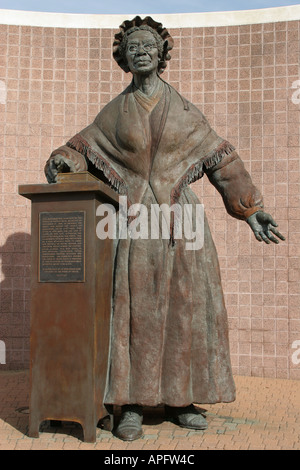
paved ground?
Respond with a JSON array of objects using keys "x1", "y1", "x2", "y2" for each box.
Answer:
[{"x1": 0, "y1": 370, "x2": 299, "y2": 450}]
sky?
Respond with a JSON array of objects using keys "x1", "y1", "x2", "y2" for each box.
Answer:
[{"x1": 0, "y1": 0, "x2": 299, "y2": 14}]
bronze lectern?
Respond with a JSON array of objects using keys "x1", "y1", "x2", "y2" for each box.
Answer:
[{"x1": 19, "y1": 172, "x2": 118, "y2": 442}]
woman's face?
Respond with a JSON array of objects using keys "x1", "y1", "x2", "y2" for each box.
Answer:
[{"x1": 125, "y1": 30, "x2": 159, "y2": 75}]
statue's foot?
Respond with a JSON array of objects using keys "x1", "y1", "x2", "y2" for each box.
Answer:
[
  {"x1": 166, "y1": 404, "x2": 208, "y2": 430},
  {"x1": 114, "y1": 405, "x2": 143, "y2": 441}
]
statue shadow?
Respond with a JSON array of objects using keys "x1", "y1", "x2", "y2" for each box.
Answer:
[
  {"x1": 0, "y1": 232, "x2": 32, "y2": 437},
  {"x1": 0, "y1": 232, "x2": 92, "y2": 442},
  {"x1": 0, "y1": 231, "x2": 32, "y2": 368}
]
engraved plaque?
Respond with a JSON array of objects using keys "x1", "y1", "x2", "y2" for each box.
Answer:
[{"x1": 39, "y1": 211, "x2": 85, "y2": 282}]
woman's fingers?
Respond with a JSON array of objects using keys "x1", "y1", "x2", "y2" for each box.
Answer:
[
  {"x1": 250, "y1": 212, "x2": 285, "y2": 244},
  {"x1": 260, "y1": 225, "x2": 285, "y2": 244},
  {"x1": 267, "y1": 214, "x2": 277, "y2": 227},
  {"x1": 253, "y1": 231, "x2": 263, "y2": 242},
  {"x1": 266, "y1": 229, "x2": 279, "y2": 244},
  {"x1": 48, "y1": 159, "x2": 58, "y2": 183},
  {"x1": 259, "y1": 231, "x2": 271, "y2": 244},
  {"x1": 270, "y1": 226, "x2": 285, "y2": 241}
]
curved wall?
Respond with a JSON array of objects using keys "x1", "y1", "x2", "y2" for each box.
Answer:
[{"x1": 0, "y1": 7, "x2": 299, "y2": 378}]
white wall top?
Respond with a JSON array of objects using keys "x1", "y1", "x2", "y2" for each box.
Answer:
[{"x1": 0, "y1": 5, "x2": 300, "y2": 29}]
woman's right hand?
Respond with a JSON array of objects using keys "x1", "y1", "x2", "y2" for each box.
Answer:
[{"x1": 45, "y1": 154, "x2": 76, "y2": 183}]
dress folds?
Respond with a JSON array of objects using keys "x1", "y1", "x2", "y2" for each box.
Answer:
[{"x1": 45, "y1": 78, "x2": 264, "y2": 406}]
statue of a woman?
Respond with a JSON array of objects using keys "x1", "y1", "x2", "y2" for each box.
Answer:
[{"x1": 44, "y1": 16, "x2": 284, "y2": 441}]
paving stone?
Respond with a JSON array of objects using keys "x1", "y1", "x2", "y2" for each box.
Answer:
[{"x1": 0, "y1": 371, "x2": 299, "y2": 451}]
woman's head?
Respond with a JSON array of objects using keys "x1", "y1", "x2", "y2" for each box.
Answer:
[
  {"x1": 113, "y1": 16, "x2": 173, "y2": 75},
  {"x1": 123, "y1": 28, "x2": 161, "y2": 76}
]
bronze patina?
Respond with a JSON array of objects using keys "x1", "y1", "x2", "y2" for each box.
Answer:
[{"x1": 44, "y1": 16, "x2": 285, "y2": 441}]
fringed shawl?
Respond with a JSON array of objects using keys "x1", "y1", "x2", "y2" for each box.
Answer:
[{"x1": 65, "y1": 80, "x2": 235, "y2": 238}]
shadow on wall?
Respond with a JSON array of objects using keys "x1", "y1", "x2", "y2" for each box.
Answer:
[{"x1": 0, "y1": 232, "x2": 31, "y2": 371}]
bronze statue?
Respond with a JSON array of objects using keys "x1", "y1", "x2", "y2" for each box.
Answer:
[{"x1": 44, "y1": 16, "x2": 284, "y2": 441}]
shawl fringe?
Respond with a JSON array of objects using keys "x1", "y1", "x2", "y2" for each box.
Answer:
[
  {"x1": 67, "y1": 135, "x2": 234, "y2": 246},
  {"x1": 169, "y1": 140, "x2": 235, "y2": 245},
  {"x1": 66, "y1": 134, "x2": 128, "y2": 198},
  {"x1": 203, "y1": 140, "x2": 235, "y2": 171},
  {"x1": 170, "y1": 140, "x2": 235, "y2": 207}
]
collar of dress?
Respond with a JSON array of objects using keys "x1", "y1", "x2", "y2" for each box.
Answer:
[{"x1": 132, "y1": 78, "x2": 164, "y2": 113}]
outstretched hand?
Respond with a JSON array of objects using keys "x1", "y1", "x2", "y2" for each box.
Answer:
[{"x1": 247, "y1": 211, "x2": 285, "y2": 244}]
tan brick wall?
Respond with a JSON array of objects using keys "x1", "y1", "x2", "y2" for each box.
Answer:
[{"x1": 0, "y1": 15, "x2": 299, "y2": 378}]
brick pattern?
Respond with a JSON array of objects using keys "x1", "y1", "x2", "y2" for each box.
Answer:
[
  {"x1": 0, "y1": 20, "x2": 299, "y2": 378},
  {"x1": 0, "y1": 371, "x2": 299, "y2": 449}
]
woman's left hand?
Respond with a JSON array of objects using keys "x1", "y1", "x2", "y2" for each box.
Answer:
[{"x1": 247, "y1": 211, "x2": 285, "y2": 244}]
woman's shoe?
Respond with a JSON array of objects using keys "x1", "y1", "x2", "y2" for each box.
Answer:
[
  {"x1": 166, "y1": 404, "x2": 208, "y2": 430},
  {"x1": 114, "y1": 404, "x2": 143, "y2": 441}
]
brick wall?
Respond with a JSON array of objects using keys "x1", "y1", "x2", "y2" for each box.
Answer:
[{"x1": 0, "y1": 14, "x2": 299, "y2": 378}]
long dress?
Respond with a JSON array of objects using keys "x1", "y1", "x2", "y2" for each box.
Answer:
[{"x1": 45, "y1": 78, "x2": 264, "y2": 407}]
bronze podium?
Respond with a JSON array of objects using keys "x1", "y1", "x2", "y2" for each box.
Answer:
[{"x1": 19, "y1": 172, "x2": 119, "y2": 442}]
